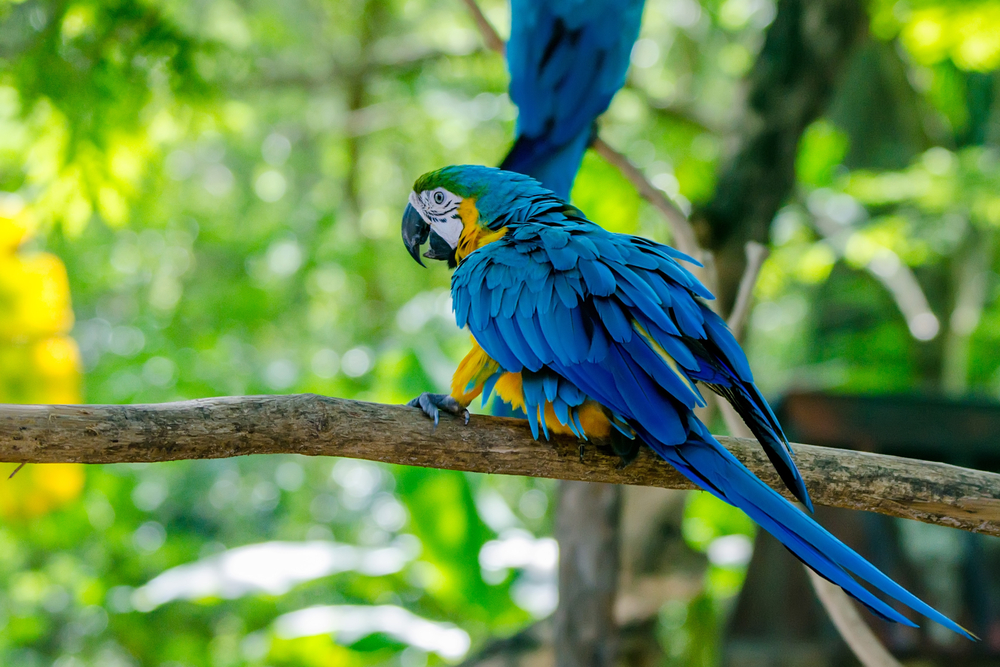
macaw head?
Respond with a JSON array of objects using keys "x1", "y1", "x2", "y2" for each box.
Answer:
[{"x1": 401, "y1": 165, "x2": 549, "y2": 268}]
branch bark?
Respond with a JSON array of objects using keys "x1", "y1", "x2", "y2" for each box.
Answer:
[
  {"x1": 725, "y1": 241, "x2": 770, "y2": 340},
  {"x1": 460, "y1": 0, "x2": 505, "y2": 55},
  {"x1": 591, "y1": 137, "x2": 701, "y2": 261},
  {"x1": 1, "y1": 396, "x2": 997, "y2": 536}
]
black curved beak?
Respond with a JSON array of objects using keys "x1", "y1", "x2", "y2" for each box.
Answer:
[
  {"x1": 425, "y1": 230, "x2": 457, "y2": 268},
  {"x1": 402, "y1": 203, "x2": 429, "y2": 267}
]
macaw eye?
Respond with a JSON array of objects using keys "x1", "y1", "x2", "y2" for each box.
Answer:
[{"x1": 433, "y1": 191, "x2": 445, "y2": 205}]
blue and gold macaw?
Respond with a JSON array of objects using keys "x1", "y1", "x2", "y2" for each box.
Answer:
[
  {"x1": 501, "y1": 0, "x2": 645, "y2": 199},
  {"x1": 401, "y1": 164, "x2": 973, "y2": 637}
]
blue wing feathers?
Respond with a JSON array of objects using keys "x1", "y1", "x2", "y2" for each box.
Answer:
[
  {"x1": 624, "y1": 337, "x2": 702, "y2": 409},
  {"x1": 591, "y1": 235, "x2": 625, "y2": 263},
  {"x1": 646, "y1": 424, "x2": 973, "y2": 638},
  {"x1": 568, "y1": 235, "x2": 599, "y2": 260},
  {"x1": 593, "y1": 297, "x2": 631, "y2": 342},
  {"x1": 554, "y1": 273, "x2": 579, "y2": 308},
  {"x1": 586, "y1": 314, "x2": 611, "y2": 362},
  {"x1": 703, "y1": 309, "x2": 754, "y2": 381},
  {"x1": 496, "y1": 315, "x2": 541, "y2": 371},
  {"x1": 490, "y1": 284, "x2": 505, "y2": 318},
  {"x1": 545, "y1": 244, "x2": 578, "y2": 270},
  {"x1": 567, "y1": 305, "x2": 591, "y2": 362},
  {"x1": 481, "y1": 370, "x2": 501, "y2": 406},
  {"x1": 515, "y1": 312, "x2": 553, "y2": 364},
  {"x1": 607, "y1": 346, "x2": 687, "y2": 444},
  {"x1": 539, "y1": 309, "x2": 571, "y2": 365},
  {"x1": 578, "y1": 259, "x2": 617, "y2": 296},
  {"x1": 540, "y1": 227, "x2": 570, "y2": 249},
  {"x1": 609, "y1": 264, "x2": 661, "y2": 306},
  {"x1": 500, "y1": 282, "x2": 522, "y2": 319},
  {"x1": 636, "y1": 316, "x2": 699, "y2": 370},
  {"x1": 669, "y1": 294, "x2": 707, "y2": 338}
]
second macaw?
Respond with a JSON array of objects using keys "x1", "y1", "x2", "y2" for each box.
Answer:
[
  {"x1": 502, "y1": 0, "x2": 645, "y2": 199},
  {"x1": 401, "y1": 164, "x2": 973, "y2": 637}
]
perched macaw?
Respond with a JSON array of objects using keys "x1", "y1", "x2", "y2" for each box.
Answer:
[
  {"x1": 401, "y1": 165, "x2": 973, "y2": 637},
  {"x1": 501, "y1": 0, "x2": 645, "y2": 199}
]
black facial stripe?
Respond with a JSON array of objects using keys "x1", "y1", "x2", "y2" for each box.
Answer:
[{"x1": 426, "y1": 202, "x2": 459, "y2": 217}]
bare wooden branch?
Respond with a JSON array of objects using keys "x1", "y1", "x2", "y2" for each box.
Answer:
[
  {"x1": 726, "y1": 241, "x2": 769, "y2": 340},
  {"x1": 806, "y1": 570, "x2": 903, "y2": 667},
  {"x1": 0, "y1": 396, "x2": 997, "y2": 537},
  {"x1": 812, "y1": 211, "x2": 940, "y2": 342},
  {"x1": 591, "y1": 137, "x2": 702, "y2": 260},
  {"x1": 460, "y1": 0, "x2": 505, "y2": 55}
]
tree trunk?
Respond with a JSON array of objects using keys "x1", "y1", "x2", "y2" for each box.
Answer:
[
  {"x1": 555, "y1": 481, "x2": 622, "y2": 667},
  {"x1": 693, "y1": 0, "x2": 867, "y2": 311}
]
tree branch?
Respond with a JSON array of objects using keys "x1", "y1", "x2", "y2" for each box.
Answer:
[
  {"x1": 806, "y1": 570, "x2": 904, "y2": 667},
  {"x1": 726, "y1": 241, "x2": 770, "y2": 340},
  {"x1": 459, "y1": 0, "x2": 505, "y2": 55},
  {"x1": 591, "y1": 137, "x2": 702, "y2": 261},
  {"x1": 811, "y1": 210, "x2": 941, "y2": 342},
  {"x1": 0, "y1": 396, "x2": 997, "y2": 536}
]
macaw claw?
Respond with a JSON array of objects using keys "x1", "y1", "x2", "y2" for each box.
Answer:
[{"x1": 407, "y1": 393, "x2": 470, "y2": 427}]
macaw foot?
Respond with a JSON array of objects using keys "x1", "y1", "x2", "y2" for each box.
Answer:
[{"x1": 407, "y1": 393, "x2": 470, "y2": 427}]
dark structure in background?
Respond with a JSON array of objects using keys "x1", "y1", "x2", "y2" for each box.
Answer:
[{"x1": 724, "y1": 391, "x2": 1000, "y2": 666}]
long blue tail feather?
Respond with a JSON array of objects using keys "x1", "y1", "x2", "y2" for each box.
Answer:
[
  {"x1": 709, "y1": 381, "x2": 813, "y2": 512},
  {"x1": 639, "y1": 420, "x2": 976, "y2": 640},
  {"x1": 499, "y1": 129, "x2": 592, "y2": 201}
]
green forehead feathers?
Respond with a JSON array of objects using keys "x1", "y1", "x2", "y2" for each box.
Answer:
[{"x1": 412, "y1": 165, "x2": 500, "y2": 198}]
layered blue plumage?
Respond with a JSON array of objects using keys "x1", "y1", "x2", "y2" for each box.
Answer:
[
  {"x1": 502, "y1": 0, "x2": 645, "y2": 198},
  {"x1": 446, "y1": 167, "x2": 971, "y2": 637}
]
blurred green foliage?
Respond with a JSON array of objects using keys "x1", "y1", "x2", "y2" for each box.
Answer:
[{"x1": 0, "y1": 0, "x2": 998, "y2": 664}]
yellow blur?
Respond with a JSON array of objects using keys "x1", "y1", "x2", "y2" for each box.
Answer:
[{"x1": 0, "y1": 207, "x2": 84, "y2": 519}]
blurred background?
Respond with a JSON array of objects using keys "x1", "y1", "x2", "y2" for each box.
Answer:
[{"x1": 0, "y1": 0, "x2": 999, "y2": 665}]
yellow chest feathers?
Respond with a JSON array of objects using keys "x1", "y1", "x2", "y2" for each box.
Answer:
[{"x1": 456, "y1": 198, "x2": 507, "y2": 262}]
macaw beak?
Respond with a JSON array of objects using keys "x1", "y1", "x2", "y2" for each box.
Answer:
[
  {"x1": 402, "y1": 202, "x2": 429, "y2": 267},
  {"x1": 425, "y1": 229, "x2": 457, "y2": 267},
  {"x1": 402, "y1": 201, "x2": 459, "y2": 268}
]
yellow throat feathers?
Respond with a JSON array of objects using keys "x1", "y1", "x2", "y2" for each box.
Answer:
[{"x1": 456, "y1": 198, "x2": 507, "y2": 262}]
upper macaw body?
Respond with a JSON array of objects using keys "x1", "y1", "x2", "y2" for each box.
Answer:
[
  {"x1": 502, "y1": 0, "x2": 645, "y2": 198},
  {"x1": 401, "y1": 164, "x2": 972, "y2": 638}
]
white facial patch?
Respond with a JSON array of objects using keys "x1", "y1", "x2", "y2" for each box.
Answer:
[{"x1": 410, "y1": 188, "x2": 464, "y2": 249}]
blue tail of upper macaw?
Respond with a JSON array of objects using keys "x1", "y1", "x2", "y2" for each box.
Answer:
[
  {"x1": 500, "y1": 127, "x2": 593, "y2": 206},
  {"x1": 642, "y1": 419, "x2": 976, "y2": 639},
  {"x1": 502, "y1": 0, "x2": 645, "y2": 199}
]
